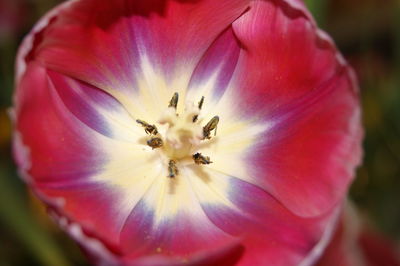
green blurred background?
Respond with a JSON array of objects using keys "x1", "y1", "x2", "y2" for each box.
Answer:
[{"x1": 0, "y1": 0, "x2": 399, "y2": 265}]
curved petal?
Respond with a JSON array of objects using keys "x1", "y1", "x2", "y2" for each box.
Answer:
[
  {"x1": 188, "y1": 170, "x2": 340, "y2": 265},
  {"x1": 186, "y1": 26, "x2": 242, "y2": 104},
  {"x1": 113, "y1": 161, "x2": 339, "y2": 265},
  {"x1": 14, "y1": 62, "x2": 107, "y2": 186},
  {"x1": 46, "y1": 70, "x2": 141, "y2": 142},
  {"x1": 204, "y1": 0, "x2": 363, "y2": 217},
  {"x1": 231, "y1": 0, "x2": 350, "y2": 112},
  {"x1": 118, "y1": 168, "x2": 236, "y2": 260},
  {"x1": 13, "y1": 62, "x2": 158, "y2": 250},
  {"x1": 23, "y1": 0, "x2": 250, "y2": 102},
  {"x1": 249, "y1": 72, "x2": 361, "y2": 217},
  {"x1": 121, "y1": 241, "x2": 244, "y2": 266}
]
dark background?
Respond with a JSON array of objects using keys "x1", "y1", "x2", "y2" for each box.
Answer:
[{"x1": 0, "y1": 0, "x2": 399, "y2": 265}]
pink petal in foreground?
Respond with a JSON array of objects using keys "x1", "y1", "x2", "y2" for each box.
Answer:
[
  {"x1": 225, "y1": 0, "x2": 362, "y2": 217},
  {"x1": 27, "y1": 0, "x2": 250, "y2": 99}
]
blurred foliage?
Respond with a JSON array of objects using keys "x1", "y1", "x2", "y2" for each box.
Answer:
[
  {"x1": 323, "y1": 0, "x2": 400, "y2": 240},
  {"x1": 0, "y1": 0, "x2": 399, "y2": 264}
]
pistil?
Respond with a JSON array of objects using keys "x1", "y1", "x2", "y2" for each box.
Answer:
[{"x1": 136, "y1": 93, "x2": 218, "y2": 178}]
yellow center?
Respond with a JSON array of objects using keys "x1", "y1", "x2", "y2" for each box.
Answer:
[
  {"x1": 158, "y1": 104, "x2": 203, "y2": 159},
  {"x1": 137, "y1": 93, "x2": 218, "y2": 178}
]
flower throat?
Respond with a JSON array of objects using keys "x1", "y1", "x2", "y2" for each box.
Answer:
[{"x1": 136, "y1": 93, "x2": 218, "y2": 178}]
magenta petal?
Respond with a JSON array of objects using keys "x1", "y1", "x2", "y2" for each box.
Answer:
[
  {"x1": 119, "y1": 190, "x2": 236, "y2": 260},
  {"x1": 223, "y1": 0, "x2": 363, "y2": 216},
  {"x1": 194, "y1": 174, "x2": 339, "y2": 265},
  {"x1": 187, "y1": 26, "x2": 241, "y2": 99},
  {"x1": 13, "y1": 63, "x2": 107, "y2": 185},
  {"x1": 231, "y1": 0, "x2": 351, "y2": 112},
  {"x1": 121, "y1": 241, "x2": 244, "y2": 266},
  {"x1": 25, "y1": 0, "x2": 250, "y2": 95},
  {"x1": 46, "y1": 70, "x2": 139, "y2": 142},
  {"x1": 44, "y1": 183, "x2": 127, "y2": 252},
  {"x1": 247, "y1": 71, "x2": 362, "y2": 217},
  {"x1": 13, "y1": 62, "x2": 134, "y2": 249}
]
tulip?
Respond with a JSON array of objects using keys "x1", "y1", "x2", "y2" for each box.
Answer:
[{"x1": 12, "y1": 0, "x2": 362, "y2": 265}]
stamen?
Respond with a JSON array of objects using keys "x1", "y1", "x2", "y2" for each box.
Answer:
[
  {"x1": 147, "y1": 137, "x2": 163, "y2": 149},
  {"x1": 168, "y1": 160, "x2": 179, "y2": 178},
  {"x1": 198, "y1": 96, "x2": 205, "y2": 110},
  {"x1": 203, "y1": 116, "x2": 219, "y2": 139},
  {"x1": 137, "y1": 95, "x2": 219, "y2": 176},
  {"x1": 193, "y1": 96, "x2": 205, "y2": 122},
  {"x1": 193, "y1": 153, "x2": 212, "y2": 165},
  {"x1": 168, "y1": 92, "x2": 179, "y2": 109},
  {"x1": 136, "y1": 119, "x2": 158, "y2": 135}
]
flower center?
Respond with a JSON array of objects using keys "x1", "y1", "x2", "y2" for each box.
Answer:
[{"x1": 136, "y1": 93, "x2": 218, "y2": 178}]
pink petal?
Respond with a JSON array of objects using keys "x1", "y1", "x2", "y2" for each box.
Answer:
[
  {"x1": 222, "y1": 0, "x2": 363, "y2": 217},
  {"x1": 43, "y1": 183, "x2": 126, "y2": 252},
  {"x1": 193, "y1": 173, "x2": 340, "y2": 265},
  {"x1": 118, "y1": 177, "x2": 237, "y2": 260},
  {"x1": 23, "y1": 0, "x2": 250, "y2": 98},
  {"x1": 13, "y1": 63, "x2": 140, "y2": 250},
  {"x1": 119, "y1": 204, "x2": 236, "y2": 258},
  {"x1": 249, "y1": 72, "x2": 361, "y2": 217},
  {"x1": 231, "y1": 0, "x2": 349, "y2": 111},
  {"x1": 186, "y1": 26, "x2": 241, "y2": 100},
  {"x1": 113, "y1": 172, "x2": 340, "y2": 265},
  {"x1": 13, "y1": 63, "x2": 107, "y2": 185},
  {"x1": 121, "y1": 241, "x2": 244, "y2": 266},
  {"x1": 46, "y1": 70, "x2": 139, "y2": 142}
]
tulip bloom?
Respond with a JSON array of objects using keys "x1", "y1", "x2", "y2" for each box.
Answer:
[{"x1": 13, "y1": 0, "x2": 362, "y2": 265}]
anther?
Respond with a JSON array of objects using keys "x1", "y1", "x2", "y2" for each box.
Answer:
[
  {"x1": 203, "y1": 116, "x2": 219, "y2": 139},
  {"x1": 193, "y1": 153, "x2": 213, "y2": 165},
  {"x1": 193, "y1": 96, "x2": 205, "y2": 122},
  {"x1": 136, "y1": 119, "x2": 158, "y2": 135},
  {"x1": 168, "y1": 92, "x2": 179, "y2": 109},
  {"x1": 198, "y1": 96, "x2": 205, "y2": 110},
  {"x1": 168, "y1": 160, "x2": 179, "y2": 178},
  {"x1": 147, "y1": 137, "x2": 163, "y2": 149}
]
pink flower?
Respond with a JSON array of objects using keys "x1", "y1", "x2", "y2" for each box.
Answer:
[{"x1": 13, "y1": 0, "x2": 362, "y2": 265}]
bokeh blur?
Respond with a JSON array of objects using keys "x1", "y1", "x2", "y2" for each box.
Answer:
[{"x1": 0, "y1": 0, "x2": 399, "y2": 265}]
